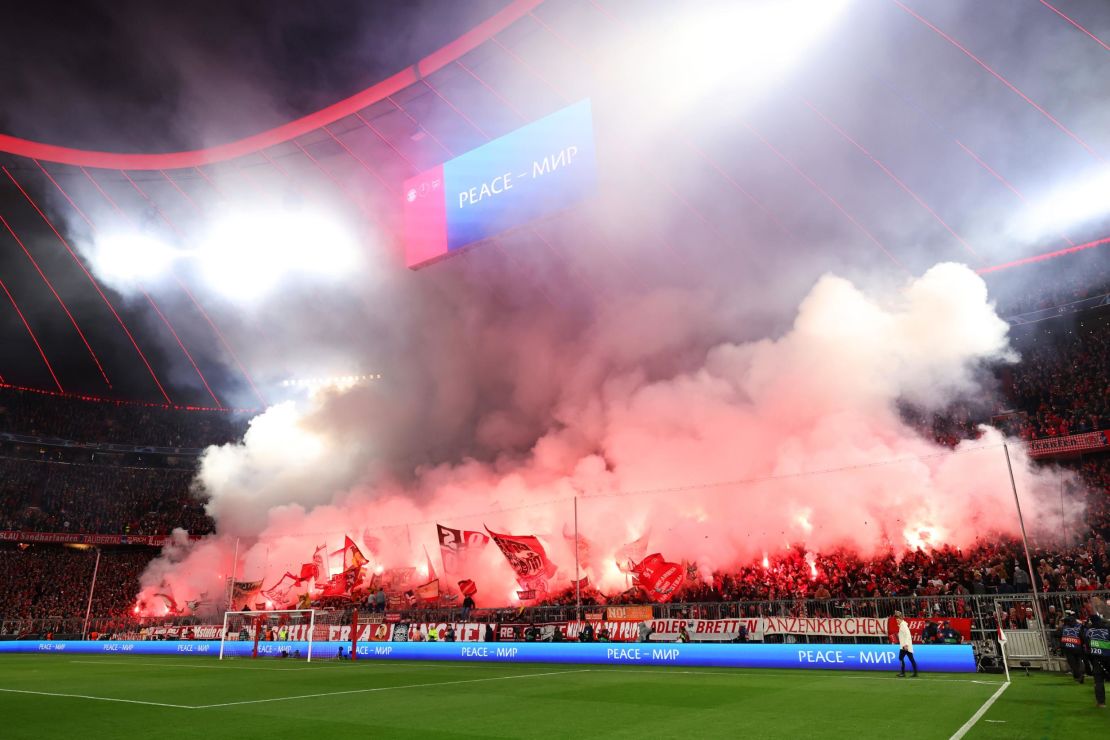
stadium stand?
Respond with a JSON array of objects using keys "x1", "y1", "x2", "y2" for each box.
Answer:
[{"x1": 0, "y1": 258, "x2": 1107, "y2": 628}]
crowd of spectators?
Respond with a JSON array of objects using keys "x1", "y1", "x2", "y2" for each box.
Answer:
[
  {"x1": 0, "y1": 545, "x2": 152, "y2": 620},
  {"x1": 1001, "y1": 315, "x2": 1109, "y2": 439},
  {"x1": 0, "y1": 445, "x2": 212, "y2": 536},
  {"x1": 0, "y1": 386, "x2": 249, "y2": 449},
  {"x1": 986, "y1": 248, "x2": 1110, "y2": 318}
]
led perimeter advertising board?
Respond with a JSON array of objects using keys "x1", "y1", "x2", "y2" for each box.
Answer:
[
  {"x1": 2, "y1": 640, "x2": 975, "y2": 672},
  {"x1": 403, "y1": 98, "x2": 597, "y2": 268}
]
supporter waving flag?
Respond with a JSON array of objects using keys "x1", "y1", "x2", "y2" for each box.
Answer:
[
  {"x1": 486, "y1": 526, "x2": 557, "y2": 588},
  {"x1": 331, "y1": 535, "x2": 368, "y2": 572},
  {"x1": 632, "y1": 553, "x2": 686, "y2": 603},
  {"x1": 436, "y1": 524, "x2": 489, "y2": 574}
]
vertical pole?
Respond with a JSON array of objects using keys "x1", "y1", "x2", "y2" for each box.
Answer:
[
  {"x1": 574, "y1": 496, "x2": 581, "y2": 615},
  {"x1": 351, "y1": 608, "x2": 359, "y2": 661},
  {"x1": 1003, "y1": 444, "x2": 1050, "y2": 655},
  {"x1": 1059, "y1": 483, "x2": 1067, "y2": 549},
  {"x1": 219, "y1": 610, "x2": 229, "y2": 660},
  {"x1": 227, "y1": 537, "x2": 240, "y2": 611},
  {"x1": 307, "y1": 609, "x2": 315, "y2": 663},
  {"x1": 82, "y1": 548, "x2": 102, "y2": 639},
  {"x1": 997, "y1": 606, "x2": 1012, "y2": 683}
]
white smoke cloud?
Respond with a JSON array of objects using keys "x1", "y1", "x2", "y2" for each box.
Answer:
[{"x1": 137, "y1": 262, "x2": 1077, "y2": 611}]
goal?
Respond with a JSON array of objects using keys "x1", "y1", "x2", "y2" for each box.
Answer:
[{"x1": 219, "y1": 609, "x2": 318, "y2": 661}]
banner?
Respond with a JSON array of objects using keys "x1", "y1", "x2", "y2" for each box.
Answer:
[
  {"x1": 761, "y1": 617, "x2": 888, "y2": 638},
  {"x1": 517, "y1": 589, "x2": 536, "y2": 601},
  {"x1": 486, "y1": 527, "x2": 557, "y2": 588},
  {"x1": 887, "y1": 617, "x2": 973, "y2": 643},
  {"x1": 632, "y1": 554, "x2": 685, "y2": 603},
  {"x1": 606, "y1": 606, "x2": 654, "y2": 622},
  {"x1": 647, "y1": 618, "x2": 761, "y2": 642},
  {"x1": 458, "y1": 579, "x2": 477, "y2": 596},
  {"x1": 1028, "y1": 430, "x2": 1109, "y2": 458},
  {"x1": 0, "y1": 531, "x2": 203, "y2": 546},
  {"x1": 436, "y1": 524, "x2": 489, "y2": 574}
]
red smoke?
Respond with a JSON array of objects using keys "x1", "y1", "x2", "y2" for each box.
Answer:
[{"x1": 136, "y1": 263, "x2": 1079, "y2": 610}]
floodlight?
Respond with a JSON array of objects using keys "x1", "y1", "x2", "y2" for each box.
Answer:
[{"x1": 91, "y1": 232, "x2": 179, "y2": 285}]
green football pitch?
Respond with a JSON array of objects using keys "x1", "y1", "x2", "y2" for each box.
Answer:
[{"x1": 0, "y1": 655, "x2": 1104, "y2": 738}]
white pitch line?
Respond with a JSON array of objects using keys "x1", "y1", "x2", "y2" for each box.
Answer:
[
  {"x1": 69, "y1": 660, "x2": 322, "y2": 672},
  {"x1": 0, "y1": 687, "x2": 191, "y2": 709},
  {"x1": 949, "y1": 681, "x2": 1010, "y2": 740},
  {"x1": 191, "y1": 668, "x2": 593, "y2": 709}
]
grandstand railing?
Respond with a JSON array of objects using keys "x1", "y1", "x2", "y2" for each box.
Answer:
[{"x1": 3, "y1": 591, "x2": 1105, "y2": 646}]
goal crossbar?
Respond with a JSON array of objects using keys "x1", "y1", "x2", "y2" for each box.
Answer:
[{"x1": 219, "y1": 609, "x2": 317, "y2": 662}]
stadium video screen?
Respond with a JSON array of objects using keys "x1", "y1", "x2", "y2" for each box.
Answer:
[{"x1": 403, "y1": 99, "x2": 597, "y2": 268}]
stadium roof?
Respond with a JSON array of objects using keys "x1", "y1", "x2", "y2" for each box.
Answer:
[{"x1": 0, "y1": 0, "x2": 1108, "y2": 408}]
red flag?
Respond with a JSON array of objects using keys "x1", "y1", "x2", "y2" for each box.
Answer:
[
  {"x1": 262, "y1": 573, "x2": 301, "y2": 606},
  {"x1": 320, "y1": 569, "x2": 358, "y2": 598},
  {"x1": 632, "y1": 553, "x2": 685, "y2": 603},
  {"x1": 486, "y1": 527, "x2": 557, "y2": 588},
  {"x1": 298, "y1": 563, "x2": 316, "y2": 582},
  {"x1": 414, "y1": 579, "x2": 440, "y2": 601},
  {"x1": 312, "y1": 544, "x2": 327, "y2": 582},
  {"x1": 457, "y1": 579, "x2": 477, "y2": 596},
  {"x1": 332, "y1": 535, "x2": 368, "y2": 572}
]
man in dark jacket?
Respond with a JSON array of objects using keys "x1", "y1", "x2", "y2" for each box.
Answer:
[
  {"x1": 1081, "y1": 613, "x2": 1109, "y2": 708},
  {"x1": 1057, "y1": 611, "x2": 1086, "y2": 683}
]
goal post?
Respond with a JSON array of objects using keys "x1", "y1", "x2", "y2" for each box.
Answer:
[{"x1": 219, "y1": 609, "x2": 317, "y2": 661}]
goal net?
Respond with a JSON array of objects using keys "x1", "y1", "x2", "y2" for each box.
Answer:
[{"x1": 219, "y1": 609, "x2": 319, "y2": 661}]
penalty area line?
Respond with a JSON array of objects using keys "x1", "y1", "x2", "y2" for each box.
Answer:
[
  {"x1": 0, "y1": 687, "x2": 191, "y2": 709},
  {"x1": 190, "y1": 668, "x2": 593, "y2": 709},
  {"x1": 949, "y1": 680, "x2": 1009, "y2": 740}
]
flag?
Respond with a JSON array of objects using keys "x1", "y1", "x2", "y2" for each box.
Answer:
[
  {"x1": 562, "y1": 524, "x2": 593, "y2": 572},
  {"x1": 615, "y1": 532, "x2": 650, "y2": 573},
  {"x1": 423, "y1": 545, "x2": 438, "y2": 582},
  {"x1": 262, "y1": 573, "x2": 301, "y2": 606},
  {"x1": 414, "y1": 579, "x2": 440, "y2": 601},
  {"x1": 631, "y1": 553, "x2": 685, "y2": 603},
  {"x1": 997, "y1": 625, "x2": 1007, "y2": 645},
  {"x1": 486, "y1": 526, "x2": 557, "y2": 589},
  {"x1": 516, "y1": 589, "x2": 537, "y2": 601},
  {"x1": 332, "y1": 535, "x2": 368, "y2": 572},
  {"x1": 312, "y1": 545, "x2": 327, "y2": 582},
  {"x1": 231, "y1": 579, "x2": 262, "y2": 600},
  {"x1": 436, "y1": 524, "x2": 489, "y2": 574},
  {"x1": 573, "y1": 576, "x2": 590, "y2": 591},
  {"x1": 155, "y1": 593, "x2": 180, "y2": 613},
  {"x1": 297, "y1": 562, "x2": 316, "y2": 582},
  {"x1": 384, "y1": 567, "x2": 417, "y2": 592},
  {"x1": 457, "y1": 579, "x2": 477, "y2": 596},
  {"x1": 320, "y1": 571, "x2": 355, "y2": 598}
]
